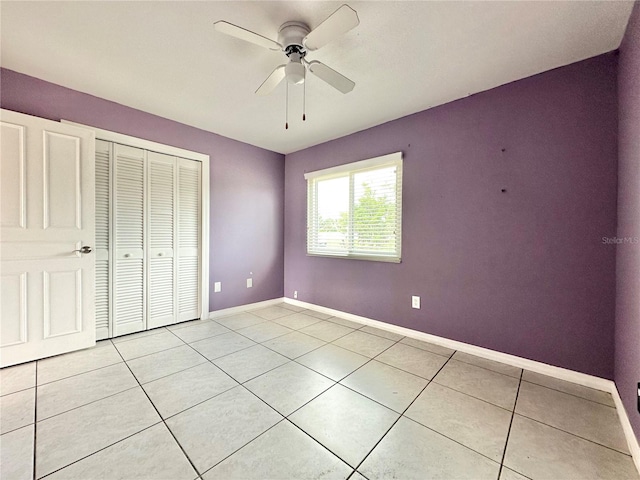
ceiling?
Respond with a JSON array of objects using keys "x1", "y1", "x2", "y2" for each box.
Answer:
[{"x1": 0, "y1": 1, "x2": 634, "y2": 154}]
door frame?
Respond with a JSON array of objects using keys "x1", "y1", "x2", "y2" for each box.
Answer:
[{"x1": 62, "y1": 121, "x2": 210, "y2": 327}]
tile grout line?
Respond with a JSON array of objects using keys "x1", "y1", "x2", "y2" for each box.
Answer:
[
  {"x1": 35, "y1": 347, "x2": 206, "y2": 423},
  {"x1": 258, "y1": 332, "x2": 504, "y2": 470},
  {"x1": 326, "y1": 333, "x2": 454, "y2": 385},
  {"x1": 109, "y1": 326, "x2": 170, "y2": 344},
  {"x1": 164, "y1": 328, "x2": 289, "y2": 420},
  {"x1": 445, "y1": 350, "x2": 614, "y2": 409},
  {"x1": 115, "y1": 340, "x2": 188, "y2": 363},
  {"x1": 429, "y1": 378, "x2": 516, "y2": 413},
  {"x1": 367, "y1": 352, "x2": 455, "y2": 384},
  {"x1": 36, "y1": 359, "x2": 124, "y2": 388},
  {"x1": 227, "y1": 318, "x2": 357, "y2": 366},
  {"x1": 497, "y1": 369, "x2": 523, "y2": 479},
  {"x1": 398, "y1": 339, "x2": 455, "y2": 359},
  {"x1": 134, "y1": 360, "x2": 210, "y2": 387},
  {"x1": 520, "y1": 379, "x2": 617, "y2": 409},
  {"x1": 30, "y1": 385, "x2": 140, "y2": 425},
  {"x1": 112, "y1": 341, "x2": 203, "y2": 479},
  {"x1": 37, "y1": 422, "x2": 163, "y2": 480},
  {"x1": 166, "y1": 318, "x2": 364, "y2": 475},
  {"x1": 194, "y1": 341, "x2": 258, "y2": 363},
  {"x1": 171, "y1": 328, "x2": 236, "y2": 346},
  {"x1": 284, "y1": 415, "x2": 361, "y2": 472},
  {"x1": 123, "y1": 313, "x2": 330, "y2": 372},
  {"x1": 288, "y1": 335, "x2": 398, "y2": 385},
  {"x1": 322, "y1": 336, "x2": 409, "y2": 403},
  {"x1": 513, "y1": 412, "x2": 635, "y2": 457},
  {"x1": 350, "y1": 352, "x2": 456, "y2": 476},
  {"x1": 197, "y1": 419, "x2": 289, "y2": 478},
  {"x1": 165, "y1": 328, "x2": 314, "y2": 477},
  {"x1": 166, "y1": 316, "x2": 223, "y2": 332},
  {"x1": 41, "y1": 312, "x2": 520, "y2": 477},
  {"x1": 29, "y1": 308, "x2": 627, "y2": 479},
  {"x1": 449, "y1": 355, "x2": 522, "y2": 379},
  {"x1": 400, "y1": 415, "x2": 507, "y2": 467},
  {"x1": 160, "y1": 328, "x2": 502, "y2": 480}
]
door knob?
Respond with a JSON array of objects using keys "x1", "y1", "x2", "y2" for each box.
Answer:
[{"x1": 74, "y1": 246, "x2": 92, "y2": 254}]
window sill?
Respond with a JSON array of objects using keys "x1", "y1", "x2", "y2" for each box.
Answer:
[{"x1": 306, "y1": 252, "x2": 401, "y2": 263}]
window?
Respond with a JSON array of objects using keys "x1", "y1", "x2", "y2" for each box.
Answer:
[{"x1": 305, "y1": 152, "x2": 403, "y2": 262}]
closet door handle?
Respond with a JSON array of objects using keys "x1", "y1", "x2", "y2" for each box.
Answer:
[
  {"x1": 124, "y1": 253, "x2": 131, "y2": 258},
  {"x1": 158, "y1": 252, "x2": 164, "y2": 257},
  {"x1": 73, "y1": 246, "x2": 92, "y2": 254}
]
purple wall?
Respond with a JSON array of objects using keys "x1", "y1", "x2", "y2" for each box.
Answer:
[
  {"x1": 0, "y1": 68, "x2": 285, "y2": 312},
  {"x1": 616, "y1": 1, "x2": 640, "y2": 441},
  {"x1": 285, "y1": 54, "x2": 619, "y2": 379}
]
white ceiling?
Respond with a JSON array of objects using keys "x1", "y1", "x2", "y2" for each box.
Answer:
[{"x1": 0, "y1": 1, "x2": 634, "y2": 154}]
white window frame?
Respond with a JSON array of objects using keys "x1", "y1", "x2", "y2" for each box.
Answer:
[{"x1": 305, "y1": 152, "x2": 403, "y2": 263}]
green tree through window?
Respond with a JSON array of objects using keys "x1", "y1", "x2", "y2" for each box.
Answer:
[{"x1": 353, "y1": 183, "x2": 396, "y2": 251}]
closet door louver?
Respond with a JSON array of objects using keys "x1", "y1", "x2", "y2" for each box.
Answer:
[
  {"x1": 95, "y1": 140, "x2": 111, "y2": 340},
  {"x1": 177, "y1": 158, "x2": 201, "y2": 322},
  {"x1": 113, "y1": 144, "x2": 146, "y2": 336},
  {"x1": 147, "y1": 152, "x2": 176, "y2": 328}
]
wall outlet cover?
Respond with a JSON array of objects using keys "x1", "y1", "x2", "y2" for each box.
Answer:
[
  {"x1": 294, "y1": 291, "x2": 298, "y2": 299},
  {"x1": 412, "y1": 295, "x2": 420, "y2": 309}
]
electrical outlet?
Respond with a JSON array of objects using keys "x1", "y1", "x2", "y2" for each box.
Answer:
[
  {"x1": 247, "y1": 278, "x2": 253, "y2": 288},
  {"x1": 214, "y1": 282, "x2": 221, "y2": 293},
  {"x1": 412, "y1": 295, "x2": 420, "y2": 309},
  {"x1": 294, "y1": 290, "x2": 298, "y2": 299}
]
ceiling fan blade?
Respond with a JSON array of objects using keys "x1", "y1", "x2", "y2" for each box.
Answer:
[
  {"x1": 255, "y1": 65, "x2": 287, "y2": 95},
  {"x1": 214, "y1": 21, "x2": 282, "y2": 51},
  {"x1": 303, "y1": 4, "x2": 359, "y2": 51},
  {"x1": 308, "y1": 61, "x2": 355, "y2": 94}
]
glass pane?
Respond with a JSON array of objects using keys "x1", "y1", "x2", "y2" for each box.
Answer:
[
  {"x1": 352, "y1": 167, "x2": 397, "y2": 253},
  {"x1": 316, "y1": 176, "x2": 349, "y2": 252}
]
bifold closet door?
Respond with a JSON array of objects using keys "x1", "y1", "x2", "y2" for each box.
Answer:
[
  {"x1": 177, "y1": 158, "x2": 201, "y2": 322},
  {"x1": 95, "y1": 140, "x2": 111, "y2": 340},
  {"x1": 113, "y1": 144, "x2": 145, "y2": 336},
  {"x1": 147, "y1": 152, "x2": 176, "y2": 328}
]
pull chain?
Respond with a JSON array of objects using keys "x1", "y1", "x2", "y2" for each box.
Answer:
[
  {"x1": 285, "y1": 81, "x2": 289, "y2": 130},
  {"x1": 303, "y1": 74, "x2": 306, "y2": 121}
]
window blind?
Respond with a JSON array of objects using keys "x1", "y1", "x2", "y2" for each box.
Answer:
[{"x1": 306, "y1": 152, "x2": 402, "y2": 262}]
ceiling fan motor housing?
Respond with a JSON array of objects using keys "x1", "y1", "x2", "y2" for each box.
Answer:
[
  {"x1": 278, "y1": 21, "x2": 310, "y2": 52},
  {"x1": 279, "y1": 22, "x2": 310, "y2": 84}
]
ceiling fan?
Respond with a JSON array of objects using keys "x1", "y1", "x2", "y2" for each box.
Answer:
[{"x1": 214, "y1": 4, "x2": 359, "y2": 103}]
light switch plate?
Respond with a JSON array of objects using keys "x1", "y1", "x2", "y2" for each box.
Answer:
[
  {"x1": 214, "y1": 282, "x2": 221, "y2": 293},
  {"x1": 247, "y1": 278, "x2": 253, "y2": 288}
]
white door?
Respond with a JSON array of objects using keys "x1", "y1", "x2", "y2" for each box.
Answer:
[
  {"x1": 177, "y1": 158, "x2": 201, "y2": 322},
  {"x1": 147, "y1": 151, "x2": 176, "y2": 328},
  {"x1": 0, "y1": 109, "x2": 96, "y2": 367},
  {"x1": 94, "y1": 140, "x2": 111, "y2": 340},
  {"x1": 112, "y1": 144, "x2": 146, "y2": 336}
]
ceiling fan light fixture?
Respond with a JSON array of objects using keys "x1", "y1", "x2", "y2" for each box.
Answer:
[
  {"x1": 214, "y1": 4, "x2": 360, "y2": 126},
  {"x1": 285, "y1": 61, "x2": 306, "y2": 84}
]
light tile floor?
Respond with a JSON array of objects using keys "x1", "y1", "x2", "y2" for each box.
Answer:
[{"x1": 1, "y1": 303, "x2": 638, "y2": 480}]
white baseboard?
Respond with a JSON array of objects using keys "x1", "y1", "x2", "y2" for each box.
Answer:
[
  {"x1": 208, "y1": 297, "x2": 283, "y2": 319},
  {"x1": 284, "y1": 298, "x2": 610, "y2": 389},
  {"x1": 612, "y1": 385, "x2": 640, "y2": 473},
  {"x1": 283, "y1": 297, "x2": 640, "y2": 468}
]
